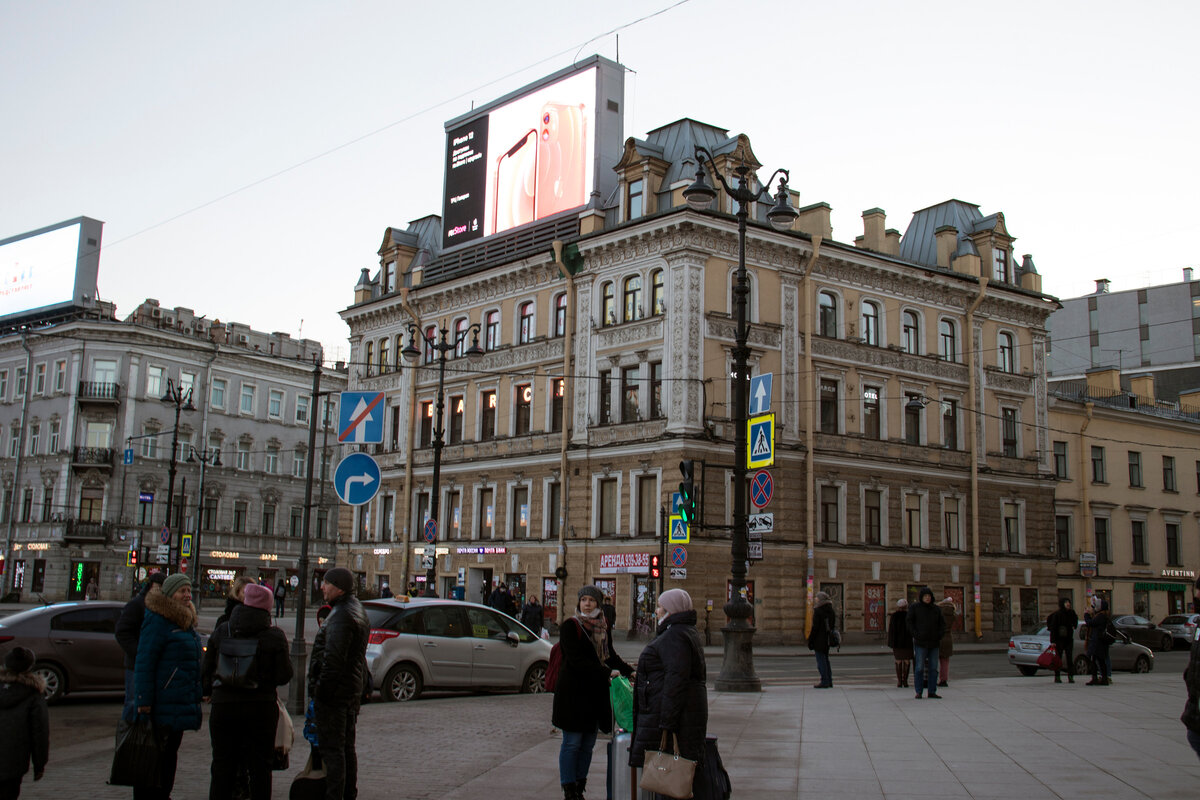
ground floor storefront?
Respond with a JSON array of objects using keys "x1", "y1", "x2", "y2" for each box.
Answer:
[{"x1": 1056, "y1": 568, "x2": 1197, "y2": 621}]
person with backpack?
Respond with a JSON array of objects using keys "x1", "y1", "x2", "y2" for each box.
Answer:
[
  {"x1": 552, "y1": 585, "x2": 634, "y2": 800},
  {"x1": 807, "y1": 591, "x2": 837, "y2": 688},
  {"x1": 201, "y1": 582, "x2": 292, "y2": 799},
  {"x1": 274, "y1": 580, "x2": 287, "y2": 619},
  {"x1": 0, "y1": 647, "x2": 49, "y2": 799}
]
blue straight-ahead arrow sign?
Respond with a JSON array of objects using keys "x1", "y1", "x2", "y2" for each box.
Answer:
[{"x1": 750, "y1": 373, "x2": 773, "y2": 415}]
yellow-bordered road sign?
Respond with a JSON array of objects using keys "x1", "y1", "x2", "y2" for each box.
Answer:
[{"x1": 747, "y1": 413, "x2": 775, "y2": 469}]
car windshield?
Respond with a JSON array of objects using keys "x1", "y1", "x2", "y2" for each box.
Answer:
[{"x1": 1163, "y1": 615, "x2": 1190, "y2": 625}]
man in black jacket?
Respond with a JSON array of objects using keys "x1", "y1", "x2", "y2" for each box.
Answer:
[
  {"x1": 1182, "y1": 577, "x2": 1200, "y2": 760},
  {"x1": 307, "y1": 567, "x2": 369, "y2": 800},
  {"x1": 114, "y1": 571, "x2": 166, "y2": 720},
  {"x1": 906, "y1": 587, "x2": 946, "y2": 700}
]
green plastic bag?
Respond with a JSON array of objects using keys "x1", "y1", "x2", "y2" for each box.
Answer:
[{"x1": 610, "y1": 675, "x2": 633, "y2": 732}]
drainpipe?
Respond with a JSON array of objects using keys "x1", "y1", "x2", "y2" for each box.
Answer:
[
  {"x1": 1079, "y1": 402, "x2": 1093, "y2": 605},
  {"x1": 2, "y1": 333, "x2": 34, "y2": 598},
  {"x1": 399, "y1": 289, "x2": 420, "y2": 590},
  {"x1": 966, "y1": 277, "x2": 989, "y2": 639},
  {"x1": 799, "y1": 236, "x2": 822, "y2": 638},
  {"x1": 552, "y1": 240, "x2": 575, "y2": 619}
]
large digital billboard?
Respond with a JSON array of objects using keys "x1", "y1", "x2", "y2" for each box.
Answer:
[
  {"x1": 442, "y1": 56, "x2": 624, "y2": 249},
  {"x1": 0, "y1": 217, "x2": 103, "y2": 323}
]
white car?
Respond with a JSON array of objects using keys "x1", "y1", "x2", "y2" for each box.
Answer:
[{"x1": 364, "y1": 597, "x2": 552, "y2": 702}]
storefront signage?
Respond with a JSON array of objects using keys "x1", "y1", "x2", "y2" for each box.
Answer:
[
  {"x1": 206, "y1": 569, "x2": 237, "y2": 581},
  {"x1": 260, "y1": 554, "x2": 278, "y2": 561},
  {"x1": 209, "y1": 550, "x2": 240, "y2": 559},
  {"x1": 373, "y1": 548, "x2": 391, "y2": 555},
  {"x1": 317, "y1": 557, "x2": 330, "y2": 565},
  {"x1": 1079, "y1": 552, "x2": 1097, "y2": 578},
  {"x1": 598, "y1": 553, "x2": 650, "y2": 574},
  {"x1": 455, "y1": 546, "x2": 507, "y2": 555},
  {"x1": 1162, "y1": 569, "x2": 1196, "y2": 579},
  {"x1": 23, "y1": 542, "x2": 49, "y2": 551},
  {"x1": 1134, "y1": 582, "x2": 1189, "y2": 592}
]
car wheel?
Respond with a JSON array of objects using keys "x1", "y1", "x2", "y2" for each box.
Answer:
[
  {"x1": 1017, "y1": 665, "x2": 1038, "y2": 677},
  {"x1": 1161, "y1": 634, "x2": 1174, "y2": 652},
  {"x1": 521, "y1": 661, "x2": 548, "y2": 694},
  {"x1": 33, "y1": 662, "x2": 65, "y2": 703},
  {"x1": 382, "y1": 663, "x2": 422, "y2": 702},
  {"x1": 1074, "y1": 655, "x2": 1090, "y2": 675},
  {"x1": 1133, "y1": 654, "x2": 1151, "y2": 673}
]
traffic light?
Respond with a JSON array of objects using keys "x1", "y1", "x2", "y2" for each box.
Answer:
[
  {"x1": 127, "y1": 550, "x2": 138, "y2": 567},
  {"x1": 650, "y1": 554, "x2": 661, "y2": 579},
  {"x1": 678, "y1": 460, "x2": 696, "y2": 526}
]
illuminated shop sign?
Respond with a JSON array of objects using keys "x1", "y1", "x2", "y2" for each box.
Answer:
[
  {"x1": 207, "y1": 569, "x2": 237, "y2": 581},
  {"x1": 598, "y1": 553, "x2": 650, "y2": 574},
  {"x1": 454, "y1": 547, "x2": 507, "y2": 555},
  {"x1": 209, "y1": 550, "x2": 240, "y2": 559}
]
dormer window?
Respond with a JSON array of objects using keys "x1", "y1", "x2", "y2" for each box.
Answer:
[
  {"x1": 993, "y1": 248, "x2": 1011, "y2": 283},
  {"x1": 628, "y1": 179, "x2": 644, "y2": 220}
]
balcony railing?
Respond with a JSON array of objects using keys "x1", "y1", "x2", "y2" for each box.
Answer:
[
  {"x1": 64, "y1": 518, "x2": 112, "y2": 543},
  {"x1": 77, "y1": 381, "x2": 121, "y2": 403},
  {"x1": 72, "y1": 447, "x2": 114, "y2": 469}
]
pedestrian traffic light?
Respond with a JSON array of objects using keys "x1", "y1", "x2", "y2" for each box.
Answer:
[
  {"x1": 678, "y1": 460, "x2": 696, "y2": 526},
  {"x1": 127, "y1": 550, "x2": 138, "y2": 567},
  {"x1": 650, "y1": 554, "x2": 661, "y2": 579}
]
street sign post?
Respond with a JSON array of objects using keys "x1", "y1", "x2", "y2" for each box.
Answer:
[
  {"x1": 669, "y1": 568, "x2": 688, "y2": 580},
  {"x1": 180, "y1": 534, "x2": 192, "y2": 558},
  {"x1": 423, "y1": 519, "x2": 438, "y2": 543},
  {"x1": 747, "y1": 512, "x2": 773, "y2": 537},
  {"x1": 668, "y1": 514, "x2": 689, "y2": 544},
  {"x1": 748, "y1": 413, "x2": 775, "y2": 469},
  {"x1": 334, "y1": 453, "x2": 381, "y2": 506},
  {"x1": 750, "y1": 373, "x2": 773, "y2": 415},
  {"x1": 750, "y1": 470, "x2": 774, "y2": 508},
  {"x1": 337, "y1": 391, "x2": 385, "y2": 444},
  {"x1": 748, "y1": 541, "x2": 763, "y2": 560},
  {"x1": 670, "y1": 545, "x2": 688, "y2": 567}
]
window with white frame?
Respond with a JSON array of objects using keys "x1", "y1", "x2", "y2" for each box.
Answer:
[
  {"x1": 553, "y1": 294, "x2": 567, "y2": 337},
  {"x1": 146, "y1": 366, "x2": 165, "y2": 399},
  {"x1": 48, "y1": 420, "x2": 59, "y2": 453},
  {"x1": 268, "y1": 389, "x2": 283, "y2": 419},
  {"x1": 519, "y1": 301, "x2": 534, "y2": 344},
  {"x1": 211, "y1": 378, "x2": 227, "y2": 409},
  {"x1": 944, "y1": 496, "x2": 962, "y2": 549},
  {"x1": 819, "y1": 484, "x2": 840, "y2": 543},
  {"x1": 53, "y1": 360, "x2": 66, "y2": 393},
  {"x1": 938, "y1": 319, "x2": 957, "y2": 362},
  {"x1": 863, "y1": 489, "x2": 882, "y2": 545},
  {"x1": 904, "y1": 493, "x2": 922, "y2": 547},
  {"x1": 296, "y1": 395, "x2": 310, "y2": 425},
  {"x1": 818, "y1": 291, "x2": 838, "y2": 338},
  {"x1": 33, "y1": 363, "x2": 45, "y2": 395},
  {"x1": 141, "y1": 424, "x2": 160, "y2": 458},
  {"x1": 1003, "y1": 501, "x2": 1022, "y2": 553},
  {"x1": 27, "y1": 423, "x2": 39, "y2": 455},
  {"x1": 240, "y1": 383, "x2": 256, "y2": 415},
  {"x1": 998, "y1": 332, "x2": 1015, "y2": 373},
  {"x1": 861, "y1": 300, "x2": 880, "y2": 346},
  {"x1": 237, "y1": 440, "x2": 251, "y2": 471},
  {"x1": 293, "y1": 446, "x2": 306, "y2": 478},
  {"x1": 265, "y1": 445, "x2": 279, "y2": 474}
]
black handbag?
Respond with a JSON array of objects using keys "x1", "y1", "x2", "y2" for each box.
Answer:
[{"x1": 108, "y1": 718, "x2": 165, "y2": 787}]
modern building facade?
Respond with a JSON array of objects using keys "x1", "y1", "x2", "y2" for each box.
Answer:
[
  {"x1": 340, "y1": 118, "x2": 1061, "y2": 643},
  {"x1": 0, "y1": 299, "x2": 345, "y2": 602}
]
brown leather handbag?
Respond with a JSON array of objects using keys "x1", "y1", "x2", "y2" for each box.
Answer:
[{"x1": 639, "y1": 732, "x2": 697, "y2": 799}]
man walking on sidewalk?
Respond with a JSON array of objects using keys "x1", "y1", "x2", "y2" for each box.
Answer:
[
  {"x1": 308, "y1": 567, "x2": 369, "y2": 800},
  {"x1": 907, "y1": 587, "x2": 946, "y2": 699}
]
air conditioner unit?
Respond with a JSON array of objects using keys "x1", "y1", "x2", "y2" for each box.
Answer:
[
  {"x1": 238, "y1": 334, "x2": 249, "y2": 345},
  {"x1": 151, "y1": 308, "x2": 161, "y2": 318}
]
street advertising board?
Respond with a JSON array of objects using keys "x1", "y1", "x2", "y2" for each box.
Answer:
[{"x1": 0, "y1": 216, "x2": 103, "y2": 324}]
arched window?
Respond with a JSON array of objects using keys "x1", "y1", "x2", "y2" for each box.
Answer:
[
  {"x1": 861, "y1": 301, "x2": 880, "y2": 346},
  {"x1": 902, "y1": 310, "x2": 920, "y2": 355},
  {"x1": 378, "y1": 337, "x2": 389, "y2": 373},
  {"x1": 623, "y1": 276, "x2": 643, "y2": 322},
  {"x1": 364, "y1": 341, "x2": 374, "y2": 377},
  {"x1": 423, "y1": 324, "x2": 437, "y2": 364},
  {"x1": 939, "y1": 319, "x2": 957, "y2": 362},
  {"x1": 454, "y1": 318, "x2": 469, "y2": 357},
  {"x1": 818, "y1": 291, "x2": 838, "y2": 338},
  {"x1": 394, "y1": 334, "x2": 404, "y2": 370},
  {"x1": 553, "y1": 293, "x2": 567, "y2": 337},
  {"x1": 519, "y1": 301, "x2": 535, "y2": 343},
  {"x1": 998, "y1": 332, "x2": 1015, "y2": 373},
  {"x1": 485, "y1": 311, "x2": 500, "y2": 351},
  {"x1": 651, "y1": 269, "x2": 665, "y2": 315},
  {"x1": 601, "y1": 282, "x2": 615, "y2": 326}
]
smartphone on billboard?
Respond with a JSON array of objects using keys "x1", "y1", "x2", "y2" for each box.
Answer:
[
  {"x1": 492, "y1": 129, "x2": 537, "y2": 234},
  {"x1": 534, "y1": 102, "x2": 587, "y2": 219}
]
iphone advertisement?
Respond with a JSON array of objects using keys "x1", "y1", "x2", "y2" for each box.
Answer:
[
  {"x1": 442, "y1": 60, "x2": 620, "y2": 250},
  {"x1": 0, "y1": 217, "x2": 102, "y2": 322}
]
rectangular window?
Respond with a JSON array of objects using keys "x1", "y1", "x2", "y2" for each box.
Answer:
[
  {"x1": 515, "y1": 384, "x2": 532, "y2": 435},
  {"x1": 237, "y1": 441, "x2": 251, "y2": 471},
  {"x1": 27, "y1": 423, "x2": 39, "y2": 456},
  {"x1": 1095, "y1": 517, "x2": 1111, "y2": 562},
  {"x1": 650, "y1": 362, "x2": 663, "y2": 418},
  {"x1": 201, "y1": 497, "x2": 218, "y2": 531},
  {"x1": 41, "y1": 488, "x2": 52, "y2": 522},
  {"x1": 0, "y1": 370, "x2": 7, "y2": 400},
  {"x1": 290, "y1": 507, "x2": 304, "y2": 538},
  {"x1": 21, "y1": 488, "x2": 33, "y2": 523},
  {"x1": 863, "y1": 386, "x2": 880, "y2": 439},
  {"x1": 945, "y1": 499, "x2": 961, "y2": 550},
  {"x1": 599, "y1": 478, "x2": 618, "y2": 536},
  {"x1": 268, "y1": 389, "x2": 283, "y2": 419},
  {"x1": 1131, "y1": 519, "x2": 1147, "y2": 564},
  {"x1": 1164, "y1": 455, "x2": 1177, "y2": 492},
  {"x1": 942, "y1": 399, "x2": 958, "y2": 450},
  {"x1": 904, "y1": 394, "x2": 922, "y2": 445},
  {"x1": 233, "y1": 500, "x2": 248, "y2": 533},
  {"x1": 139, "y1": 498, "x2": 154, "y2": 525},
  {"x1": 293, "y1": 447, "x2": 306, "y2": 478},
  {"x1": 296, "y1": 395, "x2": 310, "y2": 424},
  {"x1": 1091, "y1": 446, "x2": 1106, "y2": 483},
  {"x1": 15, "y1": 367, "x2": 26, "y2": 396},
  {"x1": 1128, "y1": 451, "x2": 1143, "y2": 487},
  {"x1": 210, "y1": 378, "x2": 226, "y2": 409},
  {"x1": 598, "y1": 371, "x2": 612, "y2": 424},
  {"x1": 1055, "y1": 515, "x2": 1071, "y2": 560},
  {"x1": 146, "y1": 366, "x2": 164, "y2": 399},
  {"x1": 512, "y1": 486, "x2": 529, "y2": 539},
  {"x1": 48, "y1": 420, "x2": 59, "y2": 453},
  {"x1": 444, "y1": 491, "x2": 460, "y2": 540},
  {"x1": 262, "y1": 504, "x2": 275, "y2": 536},
  {"x1": 637, "y1": 475, "x2": 657, "y2": 536},
  {"x1": 621, "y1": 367, "x2": 640, "y2": 422},
  {"x1": 449, "y1": 395, "x2": 464, "y2": 444},
  {"x1": 79, "y1": 487, "x2": 103, "y2": 522},
  {"x1": 627, "y1": 178, "x2": 644, "y2": 220},
  {"x1": 547, "y1": 482, "x2": 561, "y2": 540},
  {"x1": 1053, "y1": 441, "x2": 1068, "y2": 479},
  {"x1": 53, "y1": 360, "x2": 66, "y2": 392},
  {"x1": 419, "y1": 401, "x2": 433, "y2": 447},
  {"x1": 478, "y1": 488, "x2": 494, "y2": 539},
  {"x1": 265, "y1": 446, "x2": 279, "y2": 474},
  {"x1": 141, "y1": 425, "x2": 160, "y2": 458},
  {"x1": 480, "y1": 390, "x2": 496, "y2": 440},
  {"x1": 33, "y1": 363, "x2": 45, "y2": 395},
  {"x1": 1001, "y1": 408, "x2": 1017, "y2": 457},
  {"x1": 820, "y1": 485, "x2": 839, "y2": 543},
  {"x1": 904, "y1": 494, "x2": 921, "y2": 547},
  {"x1": 550, "y1": 381, "x2": 564, "y2": 433},
  {"x1": 864, "y1": 490, "x2": 881, "y2": 545},
  {"x1": 8, "y1": 426, "x2": 17, "y2": 457},
  {"x1": 1167, "y1": 522, "x2": 1182, "y2": 566},
  {"x1": 1003, "y1": 502, "x2": 1020, "y2": 553},
  {"x1": 819, "y1": 379, "x2": 838, "y2": 434}
]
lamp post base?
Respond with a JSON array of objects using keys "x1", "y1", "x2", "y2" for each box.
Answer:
[
  {"x1": 715, "y1": 624, "x2": 761, "y2": 692},
  {"x1": 287, "y1": 638, "x2": 309, "y2": 716}
]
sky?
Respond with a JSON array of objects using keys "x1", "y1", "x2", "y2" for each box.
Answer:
[{"x1": 2, "y1": 0, "x2": 1197, "y2": 365}]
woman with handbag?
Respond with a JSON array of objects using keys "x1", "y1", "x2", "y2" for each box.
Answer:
[
  {"x1": 1047, "y1": 598, "x2": 1078, "y2": 683},
  {"x1": 887, "y1": 599, "x2": 913, "y2": 688},
  {"x1": 1084, "y1": 596, "x2": 1116, "y2": 686},
  {"x1": 552, "y1": 585, "x2": 634, "y2": 800},
  {"x1": 201, "y1": 581, "x2": 293, "y2": 799},
  {"x1": 807, "y1": 591, "x2": 836, "y2": 688},
  {"x1": 133, "y1": 574, "x2": 204, "y2": 800},
  {"x1": 630, "y1": 589, "x2": 707, "y2": 800}
]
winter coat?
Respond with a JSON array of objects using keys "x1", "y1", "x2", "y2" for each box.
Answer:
[
  {"x1": 1183, "y1": 611, "x2": 1200, "y2": 733},
  {"x1": 308, "y1": 592, "x2": 369, "y2": 710},
  {"x1": 807, "y1": 601, "x2": 837, "y2": 654},
  {"x1": 887, "y1": 609, "x2": 913, "y2": 658},
  {"x1": 551, "y1": 614, "x2": 633, "y2": 735},
  {"x1": 0, "y1": 669, "x2": 49, "y2": 781},
  {"x1": 1047, "y1": 600, "x2": 1079, "y2": 645},
  {"x1": 134, "y1": 586, "x2": 203, "y2": 732},
  {"x1": 213, "y1": 597, "x2": 241, "y2": 633},
  {"x1": 520, "y1": 602, "x2": 544, "y2": 634},
  {"x1": 115, "y1": 581, "x2": 154, "y2": 669},
  {"x1": 488, "y1": 588, "x2": 515, "y2": 616},
  {"x1": 907, "y1": 589, "x2": 946, "y2": 649},
  {"x1": 938, "y1": 602, "x2": 956, "y2": 657},
  {"x1": 201, "y1": 604, "x2": 293, "y2": 704},
  {"x1": 1085, "y1": 606, "x2": 1117, "y2": 656},
  {"x1": 630, "y1": 610, "x2": 707, "y2": 768}
]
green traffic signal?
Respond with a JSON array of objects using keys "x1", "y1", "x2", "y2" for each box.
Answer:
[{"x1": 679, "y1": 460, "x2": 695, "y2": 525}]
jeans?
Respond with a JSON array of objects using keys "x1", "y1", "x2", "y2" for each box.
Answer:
[
  {"x1": 1188, "y1": 728, "x2": 1200, "y2": 762},
  {"x1": 558, "y1": 728, "x2": 598, "y2": 786},
  {"x1": 315, "y1": 701, "x2": 359, "y2": 800},
  {"x1": 209, "y1": 700, "x2": 276, "y2": 799},
  {"x1": 913, "y1": 645, "x2": 940, "y2": 695},
  {"x1": 814, "y1": 651, "x2": 832, "y2": 686}
]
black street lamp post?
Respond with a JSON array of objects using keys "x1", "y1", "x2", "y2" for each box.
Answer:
[
  {"x1": 683, "y1": 147, "x2": 798, "y2": 691},
  {"x1": 185, "y1": 444, "x2": 221, "y2": 605},
  {"x1": 160, "y1": 379, "x2": 195, "y2": 573},
  {"x1": 402, "y1": 321, "x2": 484, "y2": 594}
]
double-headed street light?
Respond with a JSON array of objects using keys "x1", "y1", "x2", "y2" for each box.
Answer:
[
  {"x1": 402, "y1": 321, "x2": 484, "y2": 595},
  {"x1": 160, "y1": 378, "x2": 195, "y2": 573},
  {"x1": 683, "y1": 147, "x2": 798, "y2": 691},
  {"x1": 185, "y1": 444, "x2": 222, "y2": 603}
]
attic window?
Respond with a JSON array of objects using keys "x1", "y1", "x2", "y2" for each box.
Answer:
[
  {"x1": 993, "y1": 248, "x2": 1011, "y2": 283},
  {"x1": 628, "y1": 179, "x2": 644, "y2": 221}
]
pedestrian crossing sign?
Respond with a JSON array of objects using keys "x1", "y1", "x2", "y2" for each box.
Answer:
[
  {"x1": 747, "y1": 413, "x2": 775, "y2": 469},
  {"x1": 668, "y1": 514, "x2": 690, "y2": 544}
]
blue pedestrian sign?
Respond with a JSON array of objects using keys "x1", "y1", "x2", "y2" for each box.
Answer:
[
  {"x1": 747, "y1": 413, "x2": 775, "y2": 469},
  {"x1": 334, "y1": 452, "x2": 381, "y2": 506},
  {"x1": 338, "y1": 391, "x2": 385, "y2": 444},
  {"x1": 124, "y1": 448, "x2": 134, "y2": 465},
  {"x1": 750, "y1": 373, "x2": 773, "y2": 415},
  {"x1": 668, "y1": 514, "x2": 689, "y2": 544}
]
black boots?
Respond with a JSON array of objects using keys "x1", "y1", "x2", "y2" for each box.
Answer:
[{"x1": 562, "y1": 782, "x2": 579, "y2": 800}]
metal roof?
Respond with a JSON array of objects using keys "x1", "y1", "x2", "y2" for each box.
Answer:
[{"x1": 898, "y1": 199, "x2": 986, "y2": 267}]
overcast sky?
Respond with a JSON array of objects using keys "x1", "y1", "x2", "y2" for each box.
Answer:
[{"x1": 3, "y1": 0, "x2": 1196, "y2": 364}]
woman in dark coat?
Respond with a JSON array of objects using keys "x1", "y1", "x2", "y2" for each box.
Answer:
[
  {"x1": 1085, "y1": 596, "x2": 1121, "y2": 685},
  {"x1": 1047, "y1": 597, "x2": 1079, "y2": 684},
  {"x1": 135, "y1": 574, "x2": 204, "y2": 800},
  {"x1": 552, "y1": 585, "x2": 633, "y2": 800},
  {"x1": 629, "y1": 589, "x2": 707, "y2": 793},
  {"x1": 807, "y1": 591, "x2": 836, "y2": 688},
  {"x1": 887, "y1": 599, "x2": 913, "y2": 687},
  {"x1": 937, "y1": 597, "x2": 956, "y2": 687},
  {"x1": 214, "y1": 575, "x2": 255, "y2": 632},
  {"x1": 201, "y1": 582, "x2": 293, "y2": 800}
]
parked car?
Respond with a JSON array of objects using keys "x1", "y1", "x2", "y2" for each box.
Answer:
[
  {"x1": 1112, "y1": 615, "x2": 1174, "y2": 651},
  {"x1": 1007, "y1": 622, "x2": 1154, "y2": 677},
  {"x1": 364, "y1": 597, "x2": 551, "y2": 702},
  {"x1": 1159, "y1": 613, "x2": 1200, "y2": 649},
  {"x1": 0, "y1": 602, "x2": 126, "y2": 702}
]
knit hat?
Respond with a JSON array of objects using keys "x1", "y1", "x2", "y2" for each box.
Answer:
[
  {"x1": 323, "y1": 567, "x2": 354, "y2": 595},
  {"x1": 161, "y1": 574, "x2": 191, "y2": 598},
  {"x1": 896, "y1": 598, "x2": 908, "y2": 608},
  {"x1": 242, "y1": 582, "x2": 273, "y2": 612},
  {"x1": 148, "y1": 571, "x2": 167, "y2": 586},
  {"x1": 4, "y1": 646, "x2": 35, "y2": 674},
  {"x1": 659, "y1": 588, "x2": 692, "y2": 616},
  {"x1": 578, "y1": 585, "x2": 604, "y2": 605}
]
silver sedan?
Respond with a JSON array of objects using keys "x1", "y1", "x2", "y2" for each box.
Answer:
[{"x1": 1007, "y1": 622, "x2": 1154, "y2": 676}]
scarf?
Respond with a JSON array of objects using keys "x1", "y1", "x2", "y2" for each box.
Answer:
[{"x1": 574, "y1": 607, "x2": 608, "y2": 662}]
